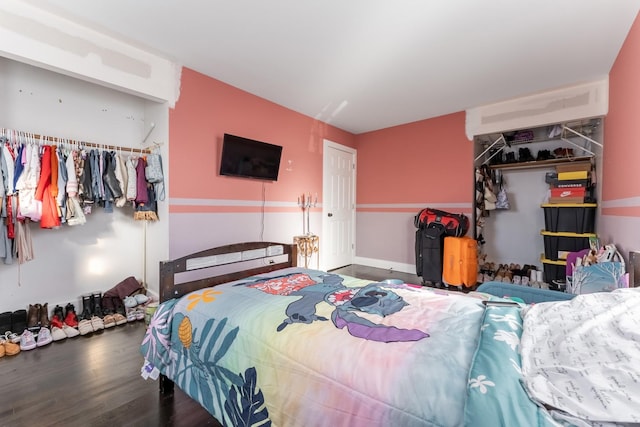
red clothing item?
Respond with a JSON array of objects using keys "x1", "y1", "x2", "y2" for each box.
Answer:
[
  {"x1": 35, "y1": 146, "x2": 51, "y2": 202},
  {"x1": 34, "y1": 146, "x2": 61, "y2": 229}
]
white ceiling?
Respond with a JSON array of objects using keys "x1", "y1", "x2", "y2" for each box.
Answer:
[{"x1": 26, "y1": 0, "x2": 640, "y2": 134}]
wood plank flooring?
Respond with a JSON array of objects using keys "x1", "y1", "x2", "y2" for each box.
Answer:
[
  {"x1": 0, "y1": 265, "x2": 418, "y2": 427},
  {"x1": 0, "y1": 321, "x2": 220, "y2": 427}
]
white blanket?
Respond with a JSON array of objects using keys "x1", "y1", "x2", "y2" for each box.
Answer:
[{"x1": 520, "y1": 288, "x2": 640, "y2": 425}]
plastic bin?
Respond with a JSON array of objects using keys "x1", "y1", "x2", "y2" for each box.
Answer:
[
  {"x1": 542, "y1": 203, "x2": 596, "y2": 233},
  {"x1": 541, "y1": 257, "x2": 566, "y2": 290},
  {"x1": 541, "y1": 230, "x2": 595, "y2": 261}
]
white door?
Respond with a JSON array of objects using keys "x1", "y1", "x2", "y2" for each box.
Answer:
[{"x1": 322, "y1": 140, "x2": 356, "y2": 270}]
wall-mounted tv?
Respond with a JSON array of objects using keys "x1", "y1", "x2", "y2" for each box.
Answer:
[{"x1": 219, "y1": 133, "x2": 283, "y2": 181}]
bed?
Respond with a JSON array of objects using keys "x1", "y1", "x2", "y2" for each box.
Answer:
[{"x1": 141, "y1": 241, "x2": 640, "y2": 427}]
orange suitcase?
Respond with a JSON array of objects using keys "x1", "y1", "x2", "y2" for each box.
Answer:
[{"x1": 443, "y1": 236, "x2": 478, "y2": 288}]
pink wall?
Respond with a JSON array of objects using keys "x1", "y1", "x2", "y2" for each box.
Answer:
[
  {"x1": 169, "y1": 68, "x2": 355, "y2": 214},
  {"x1": 596, "y1": 13, "x2": 640, "y2": 260},
  {"x1": 355, "y1": 112, "x2": 473, "y2": 213},
  {"x1": 353, "y1": 112, "x2": 473, "y2": 267},
  {"x1": 603, "y1": 12, "x2": 640, "y2": 216}
]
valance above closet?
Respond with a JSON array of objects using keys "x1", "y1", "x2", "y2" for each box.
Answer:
[{"x1": 0, "y1": 129, "x2": 164, "y2": 265}]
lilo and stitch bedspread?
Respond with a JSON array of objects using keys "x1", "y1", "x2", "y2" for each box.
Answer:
[{"x1": 141, "y1": 267, "x2": 552, "y2": 427}]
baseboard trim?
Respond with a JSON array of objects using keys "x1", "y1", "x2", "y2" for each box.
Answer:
[{"x1": 353, "y1": 256, "x2": 416, "y2": 275}]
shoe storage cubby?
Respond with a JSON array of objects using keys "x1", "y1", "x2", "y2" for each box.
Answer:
[
  {"x1": 540, "y1": 202, "x2": 597, "y2": 289},
  {"x1": 540, "y1": 258, "x2": 567, "y2": 290},
  {"x1": 541, "y1": 230, "x2": 596, "y2": 261},
  {"x1": 542, "y1": 203, "x2": 597, "y2": 233}
]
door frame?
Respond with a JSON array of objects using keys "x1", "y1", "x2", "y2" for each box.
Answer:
[{"x1": 322, "y1": 139, "x2": 357, "y2": 270}]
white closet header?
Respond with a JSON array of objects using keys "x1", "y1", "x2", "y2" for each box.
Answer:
[{"x1": 465, "y1": 78, "x2": 609, "y2": 140}]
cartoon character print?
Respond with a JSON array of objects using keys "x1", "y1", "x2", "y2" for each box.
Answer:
[{"x1": 242, "y1": 273, "x2": 429, "y2": 342}]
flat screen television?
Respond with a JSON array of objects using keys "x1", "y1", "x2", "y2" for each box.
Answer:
[{"x1": 219, "y1": 133, "x2": 283, "y2": 181}]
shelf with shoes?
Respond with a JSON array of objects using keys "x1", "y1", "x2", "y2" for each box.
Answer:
[
  {"x1": 474, "y1": 119, "x2": 601, "y2": 171},
  {"x1": 488, "y1": 155, "x2": 594, "y2": 171}
]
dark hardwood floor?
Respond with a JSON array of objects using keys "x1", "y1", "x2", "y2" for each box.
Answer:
[
  {"x1": 0, "y1": 321, "x2": 220, "y2": 427},
  {"x1": 0, "y1": 265, "x2": 419, "y2": 427},
  {"x1": 329, "y1": 264, "x2": 422, "y2": 285}
]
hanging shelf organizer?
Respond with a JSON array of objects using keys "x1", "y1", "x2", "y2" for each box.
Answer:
[{"x1": 474, "y1": 119, "x2": 602, "y2": 167}]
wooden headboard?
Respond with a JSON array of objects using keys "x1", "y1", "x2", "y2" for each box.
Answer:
[{"x1": 159, "y1": 241, "x2": 298, "y2": 302}]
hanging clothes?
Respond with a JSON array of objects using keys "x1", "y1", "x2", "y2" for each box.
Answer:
[
  {"x1": 34, "y1": 145, "x2": 61, "y2": 229},
  {"x1": 16, "y1": 143, "x2": 42, "y2": 221},
  {"x1": 125, "y1": 155, "x2": 138, "y2": 201},
  {"x1": 0, "y1": 128, "x2": 160, "y2": 266},
  {"x1": 56, "y1": 148, "x2": 68, "y2": 223},
  {"x1": 114, "y1": 152, "x2": 128, "y2": 208},
  {"x1": 135, "y1": 157, "x2": 148, "y2": 205}
]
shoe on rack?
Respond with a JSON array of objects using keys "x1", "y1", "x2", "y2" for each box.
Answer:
[
  {"x1": 123, "y1": 296, "x2": 138, "y2": 309},
  {"x1": 78, "y1": 319, "x2": 94, "y2": 336},
  {"x1": 51, "y1": 326, "x2": 67, "y2": 342},
  {"x1": 0, "y1": 312, "x2": 11, "y2": 335},
  {"x1": 11, "y1": 309, "x2": 27, "y2": 335},
  {"x1": 62, "y1": 324, "x2": 80, "y2": 338},
  {"x1": 103, "y1": 314, "x2": 116, "y2": 329},
  {"x1": 92, "y1": 292, "x2": 104, "y2": 318},
  {"x1": 4, "y1": 331, "x2": 21, "y2": 344},
  {"x1": 53, "y1": 305, "x2": 64, "y2": 321},
  {"x1": 1, "y1": 336, "x2": 21, "y2": 357},
  {"x1": 38, "y1": 303, "x2": 50, "y2": 328},
  {"x1": 4, "y1": 339, "x2": 20, "y2": 356},
  {"x1": 36, "y1": 327, "x2": 52, "y2": 347},
  {"x1": 135, "y1": 307, "x2": 145, "y2": 321},
  {"x1": 134, "y1": 293, "x2": 150, "y2": 305},
  {"x1": 90, "y1": 316, "x2": 105, "y2": 332},
  {"x1": 80, "y1": 295, "x2": 93, "y2": 321},
  {"x1": 126, "y1": 307, "x2": 137, "y2": 323},
  {"x1": 64, "y1": 303, "x2": 79, "y2": 328},
  {"x1": 50, "y1": 312, "x2": 64, "y2": 329},
  {"x1": 27, "y1": 304, "x2": 40, "y2": 328},
  {"x1": 113, "y1": 313, "x2": 127, "y2": 326},
  {"x1": 20, "y1": 329, "x2": 37, "y2": 351}
]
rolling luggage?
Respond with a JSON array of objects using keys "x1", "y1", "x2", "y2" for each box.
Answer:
[
  {"x1": 443, "y1": 236, "x2": 478, "y2": 288},
  {"x1": 415, "y1": 224, "x2": 445, "y2": 284}
]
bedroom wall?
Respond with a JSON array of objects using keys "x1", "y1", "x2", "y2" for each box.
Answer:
[
  {"x1": 598, "y1": 12, "x2": 640, "y2": 261},
  {"x1": 353, "y1": 112, "x2": 473, "y2": 273},
  {"x1": 168, "y1": 68, "x2": 356, "y2": 259}
]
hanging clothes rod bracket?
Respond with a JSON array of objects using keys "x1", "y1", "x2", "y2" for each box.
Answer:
[{"x1": 142, "y1": 122, "x2": 156, "y2": 144}]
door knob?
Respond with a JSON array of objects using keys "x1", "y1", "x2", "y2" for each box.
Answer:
[{"x1": 328, "y1": 213, "x2": 333, "y2": 217}]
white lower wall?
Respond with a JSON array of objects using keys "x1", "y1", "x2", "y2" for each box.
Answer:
[
  {"x1": 168, "y1": 210, "x2": 322, "y2": 267},
  {"x1": 597, "y1": 214, "x2": 640, "y2": 264},
  {"x1": 356, "y1": 211, "x2": 422, "y2": 267}
]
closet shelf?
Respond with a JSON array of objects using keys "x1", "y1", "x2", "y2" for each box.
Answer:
[{"x1": 489, "y1": 156, "x2": 593, "y2": 171}]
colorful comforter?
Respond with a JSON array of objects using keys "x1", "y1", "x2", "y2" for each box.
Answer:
[{"x1": 141, "y1": 267, "x2": 554, "y2": 427}]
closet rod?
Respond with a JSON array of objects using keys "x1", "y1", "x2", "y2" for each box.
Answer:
[{"x1": 2, "y1": 129, "x2": 154, "y2": 154}]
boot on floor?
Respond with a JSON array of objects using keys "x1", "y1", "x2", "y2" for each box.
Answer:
[{"x1": 80, "y1": 294, "x2": 93, "y2": 321}]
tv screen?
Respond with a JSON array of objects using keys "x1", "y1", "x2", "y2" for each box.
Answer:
[{"x1": 219, "y1": 133, "x2": 283, "y2": 181}]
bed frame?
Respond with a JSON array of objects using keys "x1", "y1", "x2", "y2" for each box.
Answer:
[
  {"x1": 159, "y1": 241, "x2": 298, "y2": 302},
  {"x1": 157, "y1": 241, "x2": 297, "y2": 394}
]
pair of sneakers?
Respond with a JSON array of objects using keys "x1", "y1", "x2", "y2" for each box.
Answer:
[
  {"x1": 123, "y1": 293, "x2": 150, "y2": 309},
  {"x1": 20, "y1": 328, "x2": 52, "y2": 350},
  {"x1": 78, "y1": 315, "x2": 106, "y2": 336}
]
